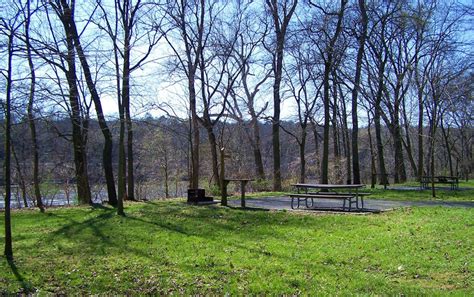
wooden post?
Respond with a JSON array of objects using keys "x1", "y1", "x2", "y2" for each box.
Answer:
[
  {"x1": 220, "y1": 147, "x2": 227, "y2": 206},
  {"x1": 241, "y1": 181, "x2": 246, "y2": 208}
]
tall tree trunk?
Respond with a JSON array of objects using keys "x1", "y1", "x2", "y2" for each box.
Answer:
[
  {"x1": 61, "y1": 2, "x2": 118, "y2": 207},
  {"x1": 126, "y1": 111, "x2": 134, "y2": 200},
  {"x1": 321, "y1": 62, "x2": 331, "y2": 184},
  {"x1": 204, "y1": 124, "x2": 220, "y2": 188},
  {"x1": 417, "y1": 88, "x2": 425, "y2": 181},
  {"x1": 4, "y1": 33, "x2": 14, "y2": 260},
  {"x1": 339, "y1": 84, "x2": 351, "y2": 184},
  {"x1": 299, "y1": 129, "x2": 307, "y2": 183},
  {"x1": 311, "y1": 120, "x2": 321, "y2": 176},
  {"x1": 331, "y1": 80, "x2": 340, "y2": 158},
  {"x1": 189, "y1": 73, "x2": 200, "y2": 189},
  {"x1": 272, "y1": 48, "x2": 283, "y2": 190},
  {"x1": 374, "y1": 56, "x2": 388, "y2": 186},
  {"x1": 117, "y1": 112, "x2": 126, "y2": 203},
  {"x1": 440, "y1": 120, "x2": 454, "y2": 176},
  {"x1": 367, "y1": 113, "x2": 377, "y2": 188},
  {"x1": 12, "y1": 145, "x2": 28, "y2": 208},
  {"x1": 401, "y1": 105, "x2": 418, "y2": 177},
  {"x1": 118, "y1": 12, "x2": 132, "y2": 202},
  {"x1": 25, "y1": 1, "x2": 44, "y2": 211},
  {"x1": 251, "y1": 120, "x2": 265, "y2": 180},
  {"x1": 351, "y1": 0, "x2": 368, "y2": 184},
  {"x1": 392, "y1": 108, "x2": 407, "y2": 183},
  {"x1": 320, "y1": 0, "x2": 346, "y2": 184},
  {"x1": 266, "y1": 0, "x2": 298, "y2": 190},
  {"x1": 63, "y1": 18, "x2": 92, "y2": 205}
]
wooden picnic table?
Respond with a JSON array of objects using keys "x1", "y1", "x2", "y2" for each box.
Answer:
[
  {"x1": 222, "y1": 179, "x2": 253, "y2": 207},
  {"x1": 290, "y1": 183, "x2": 368, "y2": 211},
  {"x1": 420, "y1": 176, "x2": 459, "y2": 190}
]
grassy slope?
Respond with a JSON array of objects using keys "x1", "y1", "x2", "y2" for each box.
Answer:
[{"x1": 1, "y1": 201, "x2": 473, "y2": 294}]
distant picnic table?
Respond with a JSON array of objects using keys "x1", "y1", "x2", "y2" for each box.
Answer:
[
  {"x1": 222, "y1": 178, "x2": 253, "y2": 207},
  {"x1": 290, "y1": 183, "x2": 370, "y2": 211},
  {"x1": 420, "y1": 176, "x2": 459, "y2": 190}
]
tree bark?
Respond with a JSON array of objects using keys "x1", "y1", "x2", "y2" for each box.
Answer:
[
  {"x1": 63, "y1": 12, "x2": 92, "y2": 205},
  {"x1": 299, "y1": 129, "x2": 307, "y2": 183},
  {"x1": 59, "y1": 1, "x2": 118, "y2": 207},
  {"x1": 374, "y1": 56, "x2": 388, "y2": 186},
  {"x1": 350, "y1": 0, "x2": 368, "y2": 184},
  {"x1": 25, "y1": 1, "x2": 44, "y2": 211},
  {"x1": 266, "y1": 0, "x2": 298, "y2": 191},
  {"x1": 319, "y1": 0, "x2": 346, "y2": 184},
  {"x1": 4, "y1": 32, "x2": 14, "y2": 260},
  {"x1": 251, "y1": 119, "x2": 265, "y2": 180}
]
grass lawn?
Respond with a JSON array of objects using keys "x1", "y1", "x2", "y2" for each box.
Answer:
[{"x1": 1, "y1": 201, "x2": 473, "y2": 294}]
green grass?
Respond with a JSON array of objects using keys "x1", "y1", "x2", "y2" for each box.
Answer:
[
  {"x1": 361, "y1": 180, "x2": 474, "y2": 202},
  {"x1": 1, "y1": 201, "x2": 473, "y2": 294}
]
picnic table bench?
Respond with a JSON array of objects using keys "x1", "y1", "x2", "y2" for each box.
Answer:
[
  {"x1": 290, "y1": 183, "x2": 370, "y2": 211},
  {"x1": 420, "y1": 176, "x2": 459, "y2": 190}
]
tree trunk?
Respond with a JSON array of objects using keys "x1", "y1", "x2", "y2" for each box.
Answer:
[
  {"x1": 266, "y1": 0, "x2": 298, "y2": 190},
  {"x1": 272, "y1": 46, "x2": 283, "y2": 190},
  {"x1": 367, "y1": 113, "x2": 377, "y2": 188},
  {"x1": 204, "y1": 124, "x2": 220, "y2": 188},
  {"x1": 311, "y1": 120, "x2": 321, "y2": 174},
  {"x1": 417, "y1": 89, "x2": 425, "y2": 181},
  {"x1": 321, "y1": 61, "x2": 331, "y2": 184},
  {"x1": 12, "y1": 145, "x2": 28, "y2": 208},
  {"x1": 62, "y1": 2, "x2": 118, "y2": 207},
  {"x1": 4, "y1": 33, "x2": 14, "y2": 260},
  {"x1": 331, "y1": 80, "x2": 340, "y2": 158},
  {"x1": 25, "y1": 1, "x2": 44, "y2": 211},
  {"x1": 373, "y1": 50, "x2": 388, "y2": 186},
  {"x1": 351, "y1": 0, "x2": 368, "y2": 184},
  {"x1": 126, "y1": 112, "x2": 135, "y2": 200},
  {"x1": 64, "y1": 19, "x2": 92, "y2": 205},
  {"x1": 320, "y1": 0, "x2": 346, "y2": 184},
  {"x1": 189, "y1": 74, "x2": 200, "y2": 189},
  {"x1": 401, "y1": 117, "x2": 418, "y2": 177},
  {"x1": 251, "y1": 119, "x2": 265, "y2": 180},
  {"x1": 440, "y1": 120, "x2": 454, "y2": 176},
  {"x1": 299, "y1": 129, "x2": 307, "y2": 183},
  {"x1": 392, "y1": 112, "x2": 407, "y2": 183}
]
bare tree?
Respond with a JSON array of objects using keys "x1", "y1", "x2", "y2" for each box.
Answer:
[
  {"x1": 97, "y1": 0, "x2": 163, "y2": 202},
  {"x1": 163, "y1": 0, "x2": 208, "y2": 189},
  {"x1": 227, "y1": 7, "x2": 271, "y2": 181},
  {"x1": 265, "y1": 0, "x2": 298, "y2": 190},
  {"x1": 24, "y1": 0, "x2": 45, "y2": 211},
  {"x1": 283, "y1": 40, "x2": 322, "y2": 183},
  {"x1": 0, "y1": 0, "x2": 23, "y2": 260},
  {"x1": 48, "y1": 0, "x2": 119, "y2": 208},
  {"x1": 350, "y1": 0, "x2": 368, "y2": 184},
  {"x1": 44, "y1": 0, "x2": 93, "y2": 204},
  {"x1": 308, "y1": 0, "x2": 347, "y2": 184}
]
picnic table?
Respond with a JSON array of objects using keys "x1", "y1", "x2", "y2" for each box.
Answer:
[
  {"x1": 290, "y1": 183, "x2": 369, "y2": 211},
  {"x1": 420, "y1": 176, "x2": 459, "y2": 190},
  {"x1": 222, "y1": 178, "x2": 253, "y2": 207}
]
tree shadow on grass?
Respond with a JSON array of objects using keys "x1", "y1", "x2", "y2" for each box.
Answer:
[
  {"x1": 42, "y1": 208, "x2": 117, "y2": 252},
  {"x1": 6, "y1": 258, "x2": 35, "y2": 293},
  {"x1": 226, "y1": 205, "x2": 270, "y2": 212}
]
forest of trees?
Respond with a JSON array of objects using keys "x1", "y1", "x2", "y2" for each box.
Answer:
[{"x1": 1, "y1": 0, "x2": 473, "y2": 258}]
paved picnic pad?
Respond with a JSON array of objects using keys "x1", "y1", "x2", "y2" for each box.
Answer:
[{"x1": 227, "y1": 196, "x2": 474, "y2": 213}]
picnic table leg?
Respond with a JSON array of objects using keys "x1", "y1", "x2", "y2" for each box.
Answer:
[
  {"x1": 240, "y1": 181, "x2": 248, "y2": 208},
  {"x1": 221, "y1": 180, "x2": 230, "y2": 206}
]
